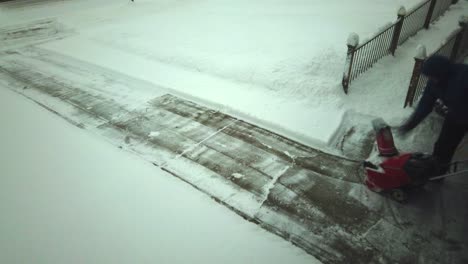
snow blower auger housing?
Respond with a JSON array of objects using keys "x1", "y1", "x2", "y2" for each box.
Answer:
[
  {"x1": 363, "y1": 119, "x2": 468, "y2": 202},
  {"x1": 363, "y1": 118, "x2": 440, "y2": 202},
  {"x1": 364, "y1": 153, "x2": 438, "y2": 202}
]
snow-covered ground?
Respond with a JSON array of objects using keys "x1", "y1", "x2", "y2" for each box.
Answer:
[
  {"x1": 1, "y1": 0, "x2": 468, "y2": 263},
  {"x1": 2, "y1": 0, "x2": 449, "y2": 148},
  {"x1": 0, "y1": 86, "x2": 320, "y2": 264}
]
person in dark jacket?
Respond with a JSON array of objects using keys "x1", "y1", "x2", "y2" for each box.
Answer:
[{"x1": 400, "y1": 55, "x2": 468, "y2": 175}]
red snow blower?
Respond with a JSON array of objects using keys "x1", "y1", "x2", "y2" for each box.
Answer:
[{"x1": 363, "y1": 118, "x2": 468, "y2": 202}]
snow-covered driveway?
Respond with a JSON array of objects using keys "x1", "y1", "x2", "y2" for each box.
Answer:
[
  {"x1": 1, "y1": 45, "x2": 467, "y2": 263},
  {"x1": 1, "y1": 0, "x2": 468, "y2": 263}
]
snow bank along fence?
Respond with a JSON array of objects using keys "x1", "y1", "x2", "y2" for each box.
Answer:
[
  {"x1": 342, "y1": 0, "x2": 458, "y2": 93},
  {"x1": 404, "y1": 16, "x2": 468, "y2": 107}
]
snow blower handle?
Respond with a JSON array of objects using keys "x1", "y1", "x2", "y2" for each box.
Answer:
[
  {"x1": 429, "y1": 170, "x2": 468, "y2": 181},
  {"x1": 429, "y1": 159, "x2": 468, "y2": 181}
]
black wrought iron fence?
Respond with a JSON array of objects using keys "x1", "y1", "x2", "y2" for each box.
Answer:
[
  {"x1": 398, "y1": 1, "x2": 431, "y2": 45},
  {"x1": 342, "y1": 0, "x2": 459, "y2": 93},
  {"x1": 404, "y1": 18, "x2": 468, "y2": 107},
  {"x1": 341, "y1": 24, "x2": 394, "y2": 91},
  {"x1": 431, "y1": 0, "x2": 453, "y2": 23}
]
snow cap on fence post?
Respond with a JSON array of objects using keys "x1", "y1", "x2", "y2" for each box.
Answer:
[
  {"x1": 415, "y1": 44, "x2": 427, "y2": 60},
  {"x1": 397, "y1": 6, "x2": 407, "y2": 17},
  {"x1": 347, "y1": 32, "x2": 359, "y2": 47}
]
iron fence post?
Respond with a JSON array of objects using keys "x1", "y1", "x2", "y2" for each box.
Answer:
[
  {"x1": 405, "y1": 45, "x2": 426, "y2": 108},
  {"x1": 424, "y1": 0, "x2": 437, "y2": 29},
  {"x1": 390, "y1": 7, "x2": 406, "y2": 56},
  {"x1": 449, "y1": 17, "x2": 467, "y2": 61},
  {"x1": 342, "y1": 33, "x2": 359, "y2": 94}
]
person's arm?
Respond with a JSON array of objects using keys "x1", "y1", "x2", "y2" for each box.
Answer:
[{"x1": 400, "y1": 81, "x2": 437, "y2": 133}]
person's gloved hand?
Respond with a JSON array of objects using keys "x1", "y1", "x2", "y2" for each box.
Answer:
[
  {"x1": 393, "y1": 122, "x2": 414, "y2": 139},
  {"x1": 397, "y1": 124, "x2": 411, "y2": 135},
  {"x1": 396, "y1": 114, "x2": 420, "y2": 136}
]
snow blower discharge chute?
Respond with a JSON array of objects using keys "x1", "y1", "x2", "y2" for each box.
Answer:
[{"x1": 363, "y1": 118, "x2": 468, "y2": 202}]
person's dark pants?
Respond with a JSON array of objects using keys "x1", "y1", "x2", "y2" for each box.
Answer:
[{"x1": 432, "y1": 117, "x2": 468, "y2": 175}]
